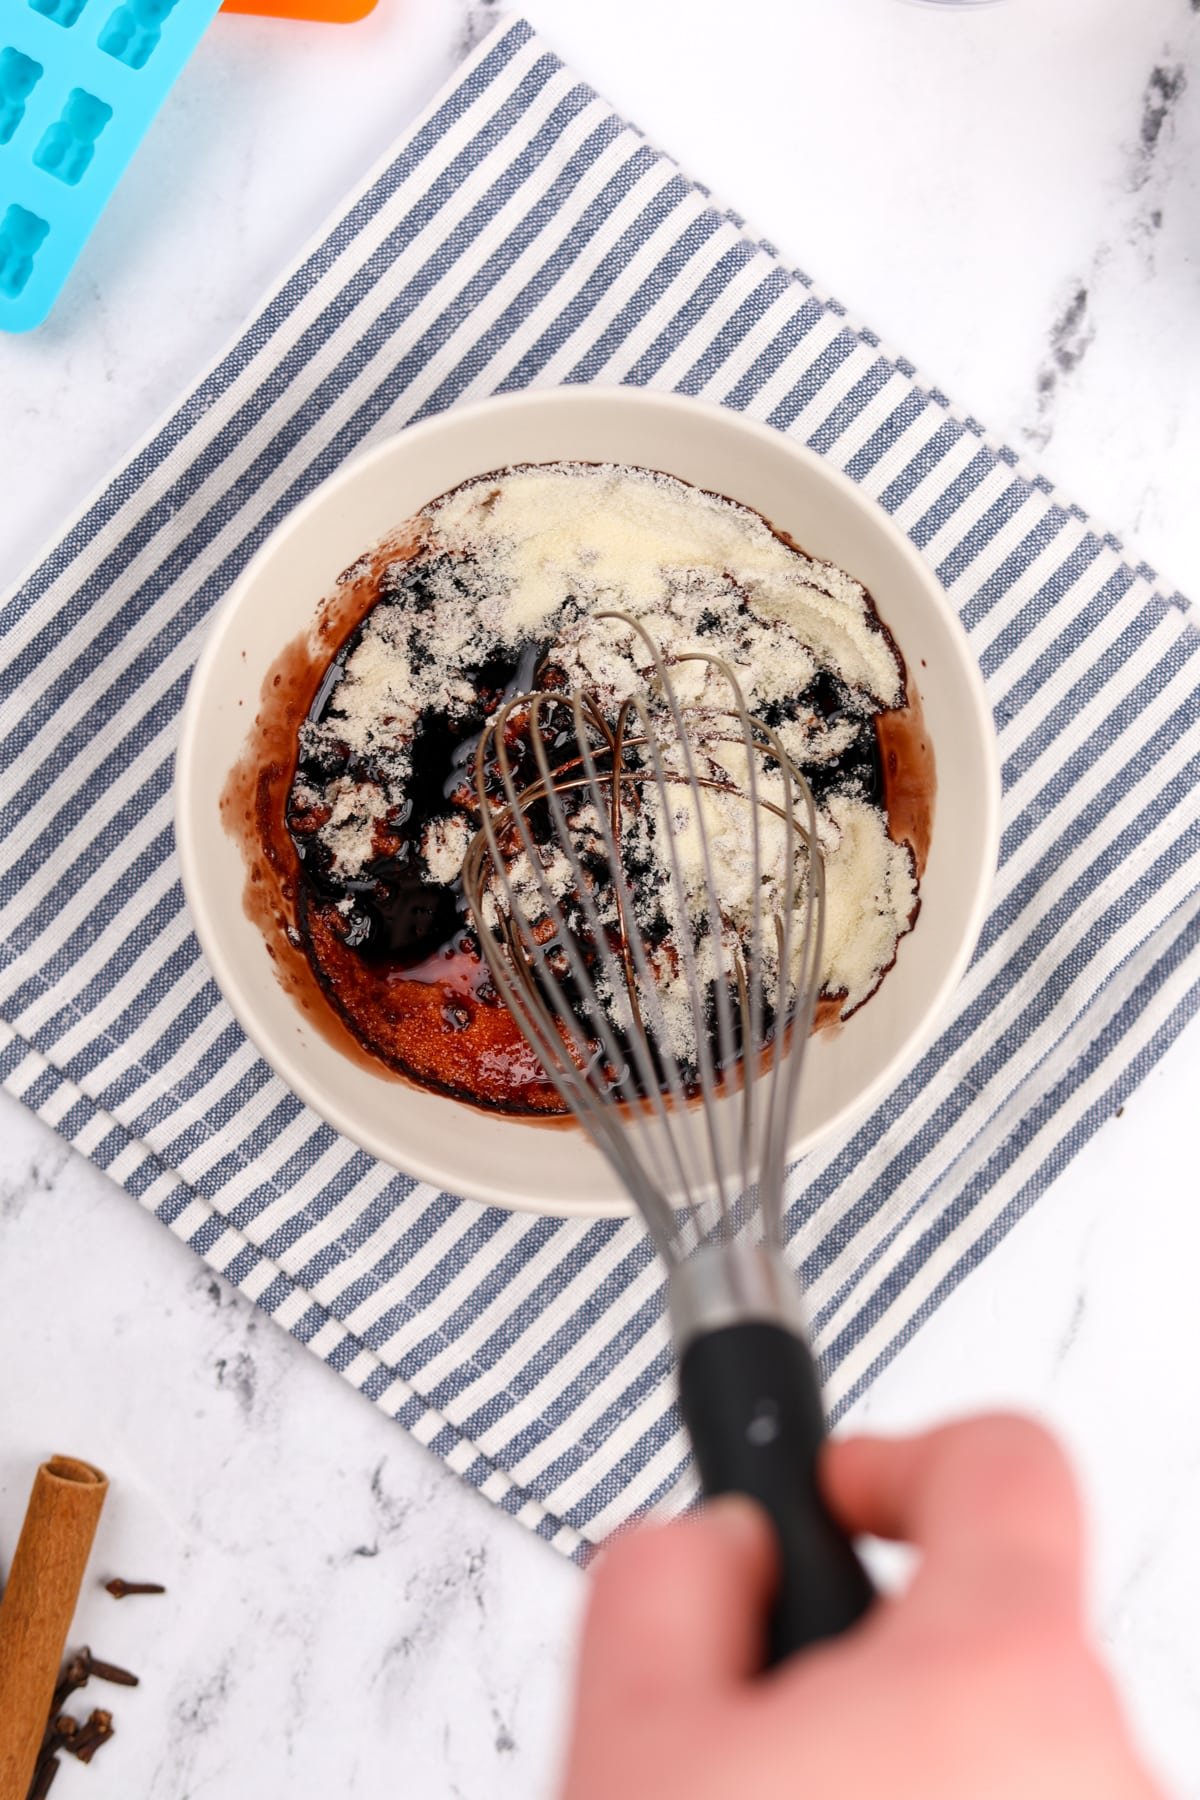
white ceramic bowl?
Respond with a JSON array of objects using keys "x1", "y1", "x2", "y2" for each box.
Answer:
[{"x1": 176, "y1": 388, "x2": 999, "y2": 1218}]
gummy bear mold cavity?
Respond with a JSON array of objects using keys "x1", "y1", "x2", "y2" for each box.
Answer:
[
  {"x1": 99, "y1": 0, "x2": 181, "y2": 71},
  {"x1": 0, "y1": 49, "x2": 43, "y2": 146},
  {"x1": 0, "y1": 0, "x2": 223, "y2": 330},
  {"x1": 0, "y1": 204, "x2": 48, "y2": 298},
  {"x1": 29, "y1": 0, "x2": 91, "y2": 29},
  {"x1": 34, "y1": 87, "x2": 111, "y2": 182}
]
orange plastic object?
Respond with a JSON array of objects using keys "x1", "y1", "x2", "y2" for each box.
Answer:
[{"x1": 221, "y1": 0, "x2": 377, "y2": 19}]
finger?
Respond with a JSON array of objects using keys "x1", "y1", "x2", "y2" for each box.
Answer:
[
  {"x1": 575, "y1": 1498, "x2": 778, "y2": 1709},
  {"x1": 821, "y1": 1415, "x2": 1085, "y2": 1624}
]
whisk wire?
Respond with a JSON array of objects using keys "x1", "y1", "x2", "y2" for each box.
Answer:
[
  {"x1": 536, "y1": 691, "x2": 698, "y2": 1229},
  {"x1": 619, "y1": 688, "x2": 733, "y2": 1235},
  {"x1": 566, "y1": 693, "x2": 705, "y2": 1219},
  {"x1": 669, "y1": 647, "x2": 768, "y2": 1233},
  {"x1": 465, "y1": 614, "x2": 825, "y2": 1254},
  {"x1": 759, "y1": 733, "x2": 824, "y2": 1236},
  {"x1": 478, "y1": 691, "x2": 685, "y2": 1251},
  {"x1": 610, "y1": 618, "x2": 744, "y2": 1237}
]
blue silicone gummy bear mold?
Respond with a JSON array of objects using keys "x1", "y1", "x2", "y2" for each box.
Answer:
[{"x1": 1, "y1": 0, "x2": 224, "y2": 331}]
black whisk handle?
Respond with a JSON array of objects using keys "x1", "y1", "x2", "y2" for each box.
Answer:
[{"x1": 678, "y1": 1320, "x2": 874, "y2": 1663}]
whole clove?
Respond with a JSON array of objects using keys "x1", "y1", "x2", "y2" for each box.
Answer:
[
  {"x1": 104, "y1": 1577, "x2": 166, "y2": 1599},
  {"x1": 27, "y1": 1753, "x2": 59, "y2": 1800},
  {"x1": 85, "y1": 1654, "x2": 138, "y2": 1687},
  {"x1": 49, "y1": 1652, "x2": 89, "y2": 1715},
  {"x1": 39, "y1": 1714, "x2": 77, "y2": 1756},
  {"x1": 49, "y1": 1644, "x2": 138, "y2": 1713},
  {"x1": 68, "y1": 1708, "x2": 114, "y2": 1765},
  {"x1": 28, "y1": 1715, "x2": 76, "y2": 1798}
]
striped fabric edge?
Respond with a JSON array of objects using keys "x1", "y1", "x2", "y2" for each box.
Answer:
[{"x1": 0, "y1": 1011, "x2": 592, "y2": 1558}]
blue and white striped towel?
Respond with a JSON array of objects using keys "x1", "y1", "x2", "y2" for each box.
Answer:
[{"x1": 2, "y1": 17, "x2": 1198, "y2": 1558}]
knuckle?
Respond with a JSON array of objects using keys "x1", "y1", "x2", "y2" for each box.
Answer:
[
  {"x1": 948, "y1": 1413, "x2": 1079, "y2": 1513},
  {"x1": 590, "y1": 1519, "x2": 679, "y2": 1602},
  {"x1": 973, "y1": 1411, "x2": 1068, "y2": 1468}
]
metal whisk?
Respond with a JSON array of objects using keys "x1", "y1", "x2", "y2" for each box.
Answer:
[{"x1": 461, "y1": 614, "x2": 872, "y2": 1658}]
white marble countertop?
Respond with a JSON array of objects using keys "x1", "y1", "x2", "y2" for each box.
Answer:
[{"x1": 2, "y1": 1, "x2": 1199, "y2": 1795}]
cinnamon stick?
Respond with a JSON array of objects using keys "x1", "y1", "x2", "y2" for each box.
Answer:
[{"x1": 0, "y1": 1456, "x2": 107, "y2": 1800}]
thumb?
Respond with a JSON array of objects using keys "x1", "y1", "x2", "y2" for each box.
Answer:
[
  {"x1": 575, "y1": 1498, "x2": 777, "y2": 1712},
  {"x1": 822, "y1": 1417, "x2": 1084, "y2": 1629}
]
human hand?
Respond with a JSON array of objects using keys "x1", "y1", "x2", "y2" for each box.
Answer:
[{"x1": 559, "y1": 1416, "x2": 1164, "y2": 1800}]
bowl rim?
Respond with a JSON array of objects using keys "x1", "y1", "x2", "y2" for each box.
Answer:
[{"x1": 175, "y1": 386, "x2": 1001, "y2": 1216}]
